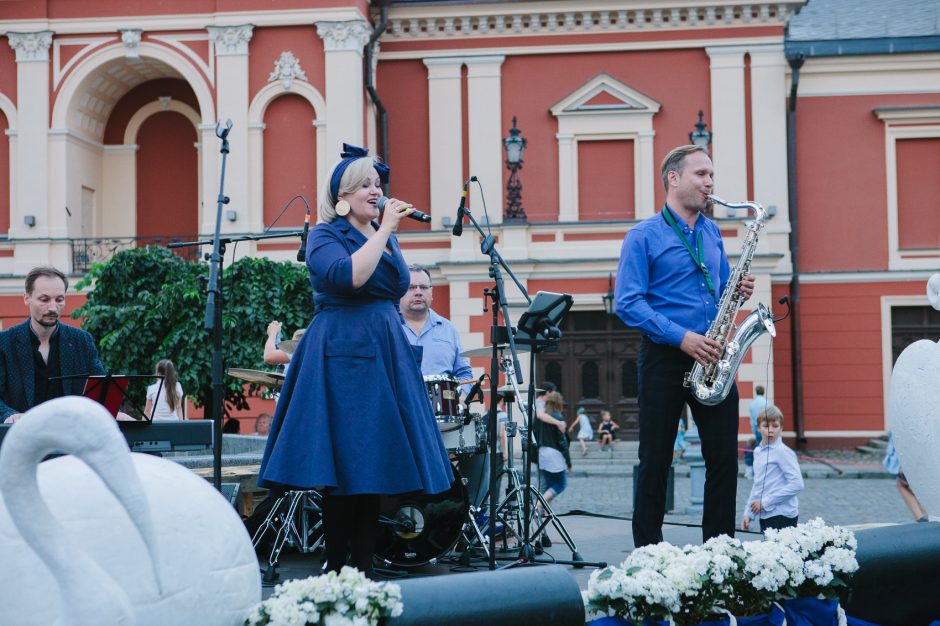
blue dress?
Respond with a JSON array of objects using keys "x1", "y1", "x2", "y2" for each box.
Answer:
[{"x1": 258, "y1": 217, "x2": 454, "y2": 495}]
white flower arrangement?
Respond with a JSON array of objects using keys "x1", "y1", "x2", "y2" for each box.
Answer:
[
  {"x1": 245, "y1": 567, "x2": 404, "y2": 626},
  {"x1": 584, "y1": 518, "x2": 858, "y2": 625}
]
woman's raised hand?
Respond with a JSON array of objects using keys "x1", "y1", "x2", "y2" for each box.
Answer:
[{"x1": 378, "y1": 197, "x2": 415, "y2": 233}]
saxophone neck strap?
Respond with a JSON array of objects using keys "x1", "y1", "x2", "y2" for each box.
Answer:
[{"x1": 662, "y1": 205, "x2": 716, "y2": 297}]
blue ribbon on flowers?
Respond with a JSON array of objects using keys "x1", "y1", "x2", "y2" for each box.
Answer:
[{"x1": 329, "y1": 143, "x2": 389, "y2": 203}]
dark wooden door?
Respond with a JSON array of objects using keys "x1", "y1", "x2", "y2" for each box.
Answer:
[{"x1": 535, "y1": 311, "x2": 642, "y2": 440}]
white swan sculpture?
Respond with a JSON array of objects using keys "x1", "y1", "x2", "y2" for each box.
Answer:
[
  {"x1": 889, "y1": 272, "x2": 940, "y2": 520},
  {"x1": 0, "y1": 397, "x2": 260, "y2": 626}
]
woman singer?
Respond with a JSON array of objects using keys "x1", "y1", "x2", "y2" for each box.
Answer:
[{"x1": 257, "y1": 144, "x2": 453, "y2": 575}]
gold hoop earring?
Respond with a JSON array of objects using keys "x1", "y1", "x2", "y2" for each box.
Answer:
[{"x1": 335, "y1": 199, "x2": 351, "y2": 216}]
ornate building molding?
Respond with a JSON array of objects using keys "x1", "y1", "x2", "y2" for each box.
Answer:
[
  {"x1": 382, "y1": 2, "x2": 803, "y2": 40},
  {"x1": 119, "y1": 29, "x2": 143, "y2": 59},
  {"x1": 316, "y1": 20, "x2": 371, "y2": 53},
  {"x1": 207, "y1": 25, "x2": 254, "y2": 56},
  {"x1": 6, "y1": 31, "x2": 54, "y2": 63},
  {"x1": 268, "y1": 51, "x2": 307, "y2": 90}
]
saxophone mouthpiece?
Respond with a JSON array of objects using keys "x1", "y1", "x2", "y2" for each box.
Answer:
[{"x1": 706, "y1": 194, "x2": 724, "y2": 206}]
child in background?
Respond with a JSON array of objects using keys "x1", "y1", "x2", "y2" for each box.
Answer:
[
  {"x1": 597, "y1": 410, "x2": 619, "y2": 451},
  {"x1": 568, "y1": 407, "x2": 593, "y2": 456},
  {"x1": 741, "y1": 405, "x2": 804, "y2": 532}
]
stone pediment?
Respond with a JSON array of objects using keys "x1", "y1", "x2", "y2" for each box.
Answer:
[{"x1": 550, "y1": 73, "x2": 661, "y2": 116}]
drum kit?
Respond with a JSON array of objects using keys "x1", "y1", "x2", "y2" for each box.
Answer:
[{"x1": 243, "y1": 342, "x2": 581, "y2": 578}]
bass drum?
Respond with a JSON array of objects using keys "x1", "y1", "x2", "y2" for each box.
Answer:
[{"x1": 374, "y1": 466, "x2": 468, "y2": 568}]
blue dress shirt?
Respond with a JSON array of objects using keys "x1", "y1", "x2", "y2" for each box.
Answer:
[
  {"x1": 401, "y1": 308, "x2": 473, "y2": 383},
  {"x1": 744, "y1": 438, "x2": 804, "y2": 521},
  {"x1": 615, "y1": 206, "x2": 731, "y2": 347}
]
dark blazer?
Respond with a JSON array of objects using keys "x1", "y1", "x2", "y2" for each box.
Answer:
[{"x1": 0, "y1": 319, "x2": 106, "y2": 419}]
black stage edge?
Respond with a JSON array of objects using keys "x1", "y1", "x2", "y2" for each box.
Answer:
[
  {"x1": 844, "y1": 522, "x2": 940, "y2": 626},
  {"x1": 388, "y1": 565, "x2": 584, "y2": 626}
]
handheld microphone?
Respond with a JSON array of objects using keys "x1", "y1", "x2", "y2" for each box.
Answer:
[
  {"x1": 452, "y1": 176, "x2": 476, "y2": 237},
  {"x1": 376, "y1": 196, "x2": 431, "y2": 223},
  {"x1": 296, "y1": 205, "x2": 311, "y2": 263}
]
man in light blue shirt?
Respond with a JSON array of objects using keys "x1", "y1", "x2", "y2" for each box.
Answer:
[
  {"x1": 399, "y1": 265, "x2": 473, "y2": 385},
  {"x1": 616, "y1": 145, "x2": 755, "y2": 547}
]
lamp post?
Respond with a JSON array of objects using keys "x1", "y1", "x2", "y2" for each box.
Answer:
[
  {"x1": 503, "y1": 116, "x2": 527, "y2": 222},
  {"x1": 602, "y1": 272, "x2": 615, "y2": 316},
  {"x1": 689, "y1": 110, "x2": 712, "y2": 149}
]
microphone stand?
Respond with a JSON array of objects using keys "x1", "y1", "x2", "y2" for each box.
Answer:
[
  {"x1": 458, "y1": 208, "x2": 529, "y2": 570},
  {"x1": 168, "y1": 120, "x2": 303, "y2": 492}
]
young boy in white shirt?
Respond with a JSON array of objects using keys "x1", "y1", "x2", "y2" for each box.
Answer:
[{"x1": 741, "y1": 405, "x2": 804, "y2": 532}]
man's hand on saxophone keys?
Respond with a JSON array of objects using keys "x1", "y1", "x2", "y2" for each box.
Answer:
[
  {"x1": 738, "y1": 273, "x2": 755, "y2": 300},
  {"x1": 680, "y1": 331, "x2": 723, "y2": 366}
]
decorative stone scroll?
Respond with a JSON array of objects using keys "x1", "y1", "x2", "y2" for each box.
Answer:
[
  {"x1": 207, "y1": 25, "x2": 254, "y2": 56},
  {"x1": 119, "y1": 29, "x2": 142, "y2": 59},
  {"x1": 268, "y1": 51, "x2": 307, "y2": 90},
  {"x1": 316, "y1": 20, "x2": 371, "y2": 53},
  {"x1": 6, "y1": 31, "x2": 54, "y2": 63}
]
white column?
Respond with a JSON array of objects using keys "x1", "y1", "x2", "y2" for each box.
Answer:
[
  {"x1": 423, "y1": 57, "x2": 463, "y2": 230},
  {"x1": 6, "y1": 32, "x2": 53, "y2": 241},
  {"x1": 706, "y1": 45, "x2": 748, "y2": 203},
  {"x1": 316, "y1": 20, "x2": 370, "y2": 159},
  {"x1": 465, "y1": 55, "x2": 505, "y2": 226},
  {"x1": 247, "y1": 121, "x2": 265, "y2": 233},
  {"x1": 207, "y1": 25, "x2": 253, "y2": 234},
  {"x1": 101, "y1": 145, "x2": 138, "y2": 238},
  {"x1": 199, "y1": 123, "x2": 221, "y2": 235},
  {"x1": 635, "y1": 130, "x2": 657, "y2": 220},
  {"x1": 748, "y1": 44, "x2": 789, "y2": 219},
  {"x1": 557, "y1": 133, "x2": 577, "y2": 221}
]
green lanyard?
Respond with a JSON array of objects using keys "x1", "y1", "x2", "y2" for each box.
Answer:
[{"x1": 662, "y1": 205, "x2": 716, "y2": 297}]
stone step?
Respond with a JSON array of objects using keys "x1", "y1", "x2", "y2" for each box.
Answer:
[{"x1": 856, "y1": 435, "x2": 889, "y2": 454}]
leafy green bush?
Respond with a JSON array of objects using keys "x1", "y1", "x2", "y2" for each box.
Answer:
[{"x1": 74, "y1": 246, "x2": 313, "y2": 419}]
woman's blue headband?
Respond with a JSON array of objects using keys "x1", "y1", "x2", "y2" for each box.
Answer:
[{"x1": 329, "y1": 143, "x2": 389, "y2": 203}]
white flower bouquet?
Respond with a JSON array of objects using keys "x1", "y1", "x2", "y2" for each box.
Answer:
[
  {"x1": 584, "y1": 518, "x2": 858, "y2": 626},
  {"x1": 245, "y1": 567, "x2": 404, "y2": 626}
]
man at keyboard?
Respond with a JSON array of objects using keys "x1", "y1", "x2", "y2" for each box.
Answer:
[{"x1": 0, "y1": 266, "x2": 106, "y2": 423}]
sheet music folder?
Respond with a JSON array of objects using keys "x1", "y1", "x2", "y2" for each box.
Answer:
[{"x1": 82, "y1": 375, "x2": 132, "y2": 418}]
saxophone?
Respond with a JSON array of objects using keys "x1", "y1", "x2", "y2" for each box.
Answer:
[{"x1": 683, "y1": 195, "x2": 776, "y2": 406}]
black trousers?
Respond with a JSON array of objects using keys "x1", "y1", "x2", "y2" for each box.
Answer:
[
  {"x1": 760, "y1": 515, "x2": 798, "y2": 532},
  {"x1": 633, "y1": 338, "x2": 739, "y2": 547},
  {"x1": 321, "y1": 492, "x2": 380, "y2": 574}
]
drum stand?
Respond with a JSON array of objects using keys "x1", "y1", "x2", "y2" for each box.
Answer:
[{"x1": 251, "y1": 489, "x2": 324, "y2": 582}]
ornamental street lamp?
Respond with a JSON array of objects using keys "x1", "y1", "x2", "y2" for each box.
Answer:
[
  {"x1": 503, "y1": 116, "x2": 527, "y2": 222},
  {"x1": 689, "y1": 110, "x2": 712, "y2": 149},
  {"x1": 602, "y1": 273, "x2": 615, "y2": 316}
]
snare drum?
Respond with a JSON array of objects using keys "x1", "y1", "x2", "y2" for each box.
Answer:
[
  {"x1": 423, "y1": 374, "x2": 462, "y2": 429},
  {"x1": 439, "y1": 413, "x2": 485, "y2": 456}
]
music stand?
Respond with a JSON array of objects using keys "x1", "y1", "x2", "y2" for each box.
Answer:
[{"x1": 51, "y1": 373, "x2": 160, "y2": 421}]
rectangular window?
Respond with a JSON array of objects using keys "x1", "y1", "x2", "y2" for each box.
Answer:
[
  {"x1": 577, "y1": 139, "x2": 634, "y2": 221},
  {"x1": 896, "y1": 137, "x2": 940, "y2": 250}
]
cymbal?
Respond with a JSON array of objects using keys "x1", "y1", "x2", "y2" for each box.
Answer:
[
  {"x1": 497, "y1": 385, "x2": 543, "y2": 398},
  {"x1": 460, "y1": 345, "x2": 531, "y2": 358},
  {"x1": 278, "y1": 340, "x2": 300, "y2": 355},
  {"x1": 226, "y1": 368, "x2": 285, "y2": 386}
]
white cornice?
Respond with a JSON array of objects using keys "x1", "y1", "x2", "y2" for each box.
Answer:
[
  {"x1": 772, "y1": 270, "x2": 939, "y2": 284},
  {"x1": 380, "y1": 35, "x2": 786, "y2": 61},
  {"x1": 792, "y1": 53, "x2": 940, "y2": 97},
  {"x1": 381, "y1": 1, "x2": 802, "y2": 42},
  {"x1": 0, "y1": 8, "x2": 365, "y2": 36}
]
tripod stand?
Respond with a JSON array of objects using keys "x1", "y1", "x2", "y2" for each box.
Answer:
[
  {"x1": 251, "y1": 489, "x2": 324, "y2": 582},
  {"x1": 488, "y1": 354, "x2": 592, "y2": 567}
]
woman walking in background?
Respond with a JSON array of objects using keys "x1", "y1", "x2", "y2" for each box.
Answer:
[{"x1": 145, "y1": 359, "x2": 184, "y2": 420}]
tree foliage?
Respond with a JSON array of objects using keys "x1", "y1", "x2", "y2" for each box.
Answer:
[{"x1": 74, "y1": 246, "x2": 313, "y2": 418}]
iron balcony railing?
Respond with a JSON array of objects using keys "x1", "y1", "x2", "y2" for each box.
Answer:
[{"x1": 70, "y1": 235, "x2": 202, "y2": 273}]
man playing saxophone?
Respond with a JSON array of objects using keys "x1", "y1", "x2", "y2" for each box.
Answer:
[{"x1": 616, "y1": 144, "x2": 755, "y2": 547}]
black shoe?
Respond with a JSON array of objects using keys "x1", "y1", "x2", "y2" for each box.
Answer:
[{"x1": 541, "y1": 533, "x2": 552, "y2": 547}]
